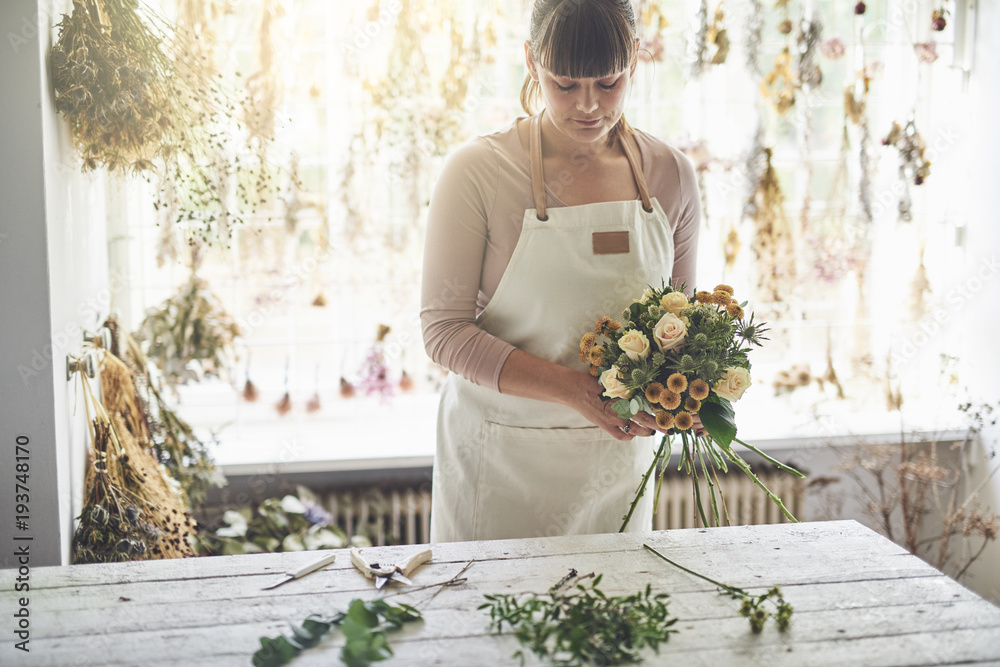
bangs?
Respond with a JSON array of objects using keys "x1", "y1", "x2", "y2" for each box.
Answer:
[{"x1": 534, "y1": 1, "x2": 636, "y2": 79}]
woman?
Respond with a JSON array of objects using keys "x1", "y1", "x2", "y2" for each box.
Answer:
[{"x1": 420, "y1": 0, "x2": 700, "y2": 543}]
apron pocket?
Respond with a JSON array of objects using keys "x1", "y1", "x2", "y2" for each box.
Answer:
[{"x1": 473, "y1": 421, "x2": 650, "y2": 540}]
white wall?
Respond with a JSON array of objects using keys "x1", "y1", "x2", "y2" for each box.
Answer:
[
  {"x1": 0, "y1": 0, "x2": 109, "y2": 567},
  {"x1": 957, "y1": 0, "x2": 1000, "y2": 606}
]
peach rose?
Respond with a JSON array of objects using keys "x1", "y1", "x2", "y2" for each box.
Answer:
[
  {"x1": 618, "y1": 329, "x2": 651, "y2": 361},
  {"x1": 659, "y1": 291, "x2": 689, "y2": 316},
  {"x1": 652, "y1": 312, "x2": 688, "y2": 352},
  {"x1": 713, "y1": 367, "x2": 752, "y2": 402},
  {"x1": 600, "y1": 367, "x2": 633, "y2": 400}
]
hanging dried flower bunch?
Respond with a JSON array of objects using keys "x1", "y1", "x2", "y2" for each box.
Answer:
[
  {"x1": 135, "y1": 269, "x2": 241, "y2": 387},
  {"x1": 882, "y1": 118, "x2": 931, "y2": 222},
  {"x1": 637, "y1": 0, "x2": 669, "y2": 63},
  {"x1": 760, "y1": 47, "x2": 798, "y2": 114},
  {"x1": 804, "y1": 123, "x2": 871, "y2": 283},
  {"x1": 796, "y1": 15, "x2": 823, "y2": 89},
  {"x1": 243, "y1": 0, "x2": 284, "y2": 152},
  {"x1": 72, "y1": 357, "x2": 197, "y2": 564},
  {"x1": 49, "y1": 0, "x2": 278, "y2": 246},
  {"x1": 104, "y1": 316, "x2": 224, "y2": 509},
  {"x1": 356, "y1": 324, "x2": 395, "y2": 404},
  {"x1": 707, "y1": 4, "x2": 730, "y2": 65},
  {"x1": 908, "y1": 247, "x2": 932, "y2": 322},
  {"x1": 50, "y1": 0, "x2": 174, "y2": 172},
  {"x1": 744, "y1": 0, "x2": 764, "y2": 77},
  {"x1": 745, "y1": 147, "x2": 796, "y2": 305}
]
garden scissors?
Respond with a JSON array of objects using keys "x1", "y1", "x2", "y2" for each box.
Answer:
[{"x1": 350, "y1": 547, "x2": 432, "y2": 589}]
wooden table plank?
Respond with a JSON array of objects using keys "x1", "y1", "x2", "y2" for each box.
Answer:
[{"x1": 4, "y1": 521, "x2": 998, "y2": 667}]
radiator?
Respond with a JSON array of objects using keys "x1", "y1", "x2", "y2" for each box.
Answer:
[
  {"x1": 322, "y1": 466, "x2": 805, "y2": 546},
  {"x1": 652, "y1": 466, "x2": 806, "y2": 530}
]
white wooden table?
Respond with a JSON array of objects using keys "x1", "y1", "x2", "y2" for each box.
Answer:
[{"x1": 6, "y1": 520, "x2": 1000, "y2": 666}]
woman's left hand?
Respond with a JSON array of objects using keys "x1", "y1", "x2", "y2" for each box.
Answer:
[{"x1": 627, "y1": 411, "x2": 707, "y2": 438}]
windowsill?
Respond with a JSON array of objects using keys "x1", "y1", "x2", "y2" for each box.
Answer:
[{"x1": 175, "y1": 380, "x2": 972, "y2": 477}]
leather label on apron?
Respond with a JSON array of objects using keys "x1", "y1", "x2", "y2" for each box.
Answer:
[{"x1": 592, "y1": 231, "x2": 630, "y2": 255}]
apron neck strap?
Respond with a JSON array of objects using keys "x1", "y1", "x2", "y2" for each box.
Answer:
[
  {"x1": 528, "y1": 111, "x2": 655, "y2": 220},
  {"x1": 529, "y1": 112, "x2": 548, "y2": 220}
]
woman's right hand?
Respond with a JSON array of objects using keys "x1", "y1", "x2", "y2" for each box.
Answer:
[{"x1": 562, "y1": 369, "x2": 657, "y2": 441}]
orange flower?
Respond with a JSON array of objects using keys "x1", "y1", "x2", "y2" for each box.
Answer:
[
  {"x1": 579, "y1": 332, "x2": 597, "y2": 362},
  {"x1": 645, "y1": 382, "x2": 664, "y2": 404},
  {"x1": 595, "y1": 316, "x2": 611, "y2": 334},
  {"x1": 667, "y1": 373, "x2": 688, "y2": 394},
  {"x1": 608, "y1": 319, "x2": 622, "y2": 331},
  {"x1": 714, "y1": 284, "x2": 735, "y2": 296},
  {"x1": 712, "y1": 290, "x2": 732, "y2": 306},
  {"x1": 660, "y1": 391, "x2": 681, "y2": 410},
  {"x1": 688, "y1": 379, "x2": 710, "y2": 400},
  {"x1": 589, "y1": 364, "x2": 601, "y2": 377},
  {"x1": 655, "y1": 410, "x2": 675, "y2": 430},
  {"x1": 674, "y1": 412, "x2": 694, "y2": 430},
  {"x1": 589, "y1": 345, "x2": 606, "y2": 366},
  {"x1": 684, "y1": 396, "x2": 702, "y2": 412},
  {"x1": 695, "y1": 290, "x2": 713, "y2": 304},
  {"x1": 726, "y1": 302, "x2": 744, "y2": 319}
]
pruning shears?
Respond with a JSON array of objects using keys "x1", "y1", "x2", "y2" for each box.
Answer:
[{"x1": 350, "y1": 547, "x2": 432, "y2": 589}]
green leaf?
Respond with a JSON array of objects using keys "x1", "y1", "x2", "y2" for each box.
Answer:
[
  {"x1": 629, "y1": 398, "x2": 640, "y2": 414},
  {"x1": 699, "y1": 399, "x2": 737, "y2": 448},
  {"x1": 611, "y1": 399, "x2": 634, "y2": 418}
]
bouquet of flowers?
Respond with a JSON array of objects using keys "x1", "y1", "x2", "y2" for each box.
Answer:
[{"x1": 579, "y1": 281, "x2": 803, "y2": 530}]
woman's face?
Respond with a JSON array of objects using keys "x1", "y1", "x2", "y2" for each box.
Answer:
[{"x1": 525, "y1": 41, "x2": 636, "y2": 147}]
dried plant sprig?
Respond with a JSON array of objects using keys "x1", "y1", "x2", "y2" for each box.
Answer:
[{"x1": 643, "y1": 544, "x2": 793, "y2": 633}]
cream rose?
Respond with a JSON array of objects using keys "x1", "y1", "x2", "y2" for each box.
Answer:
[
  {"x1": 600, "y1": 367, "x2": 633, "y2": 400},
  {"x1": 659, "y1": 291, "x2": 689, "y2": 316},
  {"x1": 618, "y1": 329, "x2": 651, "y2": 361},
  {"x1": 652, "y1": 313, "x2": 688, "y2": 352},
  {"x1": 713, "y1": 367, "x2": 752, "y2": 402}
]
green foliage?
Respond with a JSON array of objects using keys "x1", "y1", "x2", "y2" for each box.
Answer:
[
  {"x1": 252, "y1": 599, "x2": 421, "y2": 667},
  {"x1": 698, "y1": 398, "x2": 737, "y2": 448},
  {"x1": 195, "y1": 486, "x2": 345, "y2": 556},
  {"x1": 479, "y1": 570, "x2": 678, "y2": 666}
]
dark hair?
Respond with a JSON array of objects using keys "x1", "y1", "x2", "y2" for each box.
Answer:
[{"x1": 521, "y1": 0, "x2": 638, "y2": 146}]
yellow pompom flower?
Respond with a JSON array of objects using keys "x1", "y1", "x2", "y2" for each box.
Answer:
[
  {"x1": 712, "y1": 290, "x2": 732, "y2": 305},
  {"x1": 608, "y1": 319, "x2": 622, "y2": 331},
  {"x1": 667, "y1": 372, "x2": 688, "y2": 394},
  {"x1": 655, "y1": 410, "x2": 675, "y2": 430},
  {"x1": 674, "y1": 412, "x2": 694, "y2": 430},
  {"x1": 589, "y1": 345, "x2": 606, "y2": 366},
  {"x1": 714, "y1": 284, "x2": 735, "y2": 296},
  {"x1": 688, "y1": 379, "x2": 710, "y2": 400},
  {"x1": 726, "y1": 302, "x2": 745, "y2": 319},
  {"x1": 645, "y1": 382, "x2": 664, "y2": 404},
  {"x1": 579, "y1": 332, "x2": 597, "y2": 362},
  {"x1": 595, "y1": 316, "x2": 611, "y2": 334},
  {"x1": 660, "y1": 391, "x2": 681, "y2": 410},
  {"x1": 684, "y1": 396, "x2": 702, "y2": 413},
  {"x1": 589, "y1": 364, "x2": 601, "y2": 377},
  {"x1": 695, "y1": 290, "x2": 713, "y2": 304}
]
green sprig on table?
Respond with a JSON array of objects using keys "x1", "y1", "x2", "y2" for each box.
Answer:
[
  {"x1": 479, "y1": 570, "x2": 678, "y2": 666},
  {"x1": 643, "y1": 543, "x2": 793, "y2": 633},
  {"x1": 252, "y1": 598, "x2": 421, "y2": 667}
]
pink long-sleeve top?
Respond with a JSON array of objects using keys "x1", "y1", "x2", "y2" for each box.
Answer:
[{"x1": 420, "y1": 117, "x2": 701, "y2": 392}]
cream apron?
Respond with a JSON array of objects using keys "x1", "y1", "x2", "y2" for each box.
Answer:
[{"x1": 430, "y1": 112, "x2": 676, "y2": 543}]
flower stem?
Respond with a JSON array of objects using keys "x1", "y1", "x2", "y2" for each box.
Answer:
[
  {"x1": 619, "y1": 435, "x2": 669, "y2": 532},
  {"x1": 642, "y1": 543, "x2": 744, "y2": 596}
]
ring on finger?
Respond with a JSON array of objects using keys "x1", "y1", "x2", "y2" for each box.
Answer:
[{"x1": 623, "y1": 423, "x2": 631, "y2": 434}]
